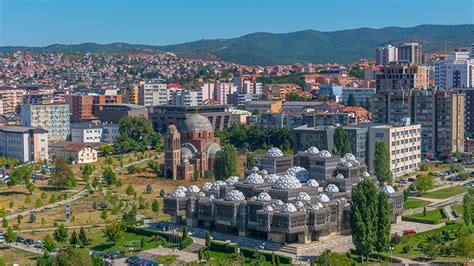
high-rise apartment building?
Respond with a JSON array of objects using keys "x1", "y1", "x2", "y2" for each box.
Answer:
[
  {"x1": 435, "y1": 91, "x2": 464, "y2": 157},
  {"x1": 124, "y1": 85, "x2": 139, "y2": 105},
  {"x1": 0, "y1": 87, "x2": 24, "y2": 114},
  {"x1": 398, "y1": 42, "x2": 423, "y2": 65},
  {"x1": 434, "y1": 49, "x2": 474, "y2": 90},
  {"x1": 0, "y1": 126, "x2": 49, "y2": 162},
  {"x1": 21, "y1": 104, "x2": 70, "y2": 141},
  {"x1": 171, "y1": 90, "x2": 202, "y2": 107},
  {"x1": 139, "y1": 82, "x2": 168, "y2": 106},
  {"x1": 65, "y1": 94, "x2": 96, "y2": 122},
  {"x1": 375, "y1": 45, "x2": 398, "y2": 65},
  {"x1": 375, "y1": 63, "x2": 429, "y2": 91}
]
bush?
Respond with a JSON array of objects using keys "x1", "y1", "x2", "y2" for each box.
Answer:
[
  {"x1": 208, "y1": 241, "x2": 237, "y2": 253},
  {"x1": 239, "y1": 246, "x2": 292, "y2": 264},
  {"x1": 402, "y1": 245, "x2": 412, "y2": 253},
  {"x1": 125, "y1": 226, "x2": 182, "y2": 244}
]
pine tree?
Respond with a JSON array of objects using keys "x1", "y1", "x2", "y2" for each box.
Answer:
[
  {"x1": 334, "y1": 126, "x2": 352, "y2": 155},
  {"x1": 347, "y1": 94, "x2": 357, "y2": 106},
  {"x1": 205, "y1": 231, "x2": 211, "y2": 247},
  {"x1": 374, "y1": 141, "x2": 392, "y2": 184},
  {"x1": 78, "y1": 227, "x2": 91, "y2": 246},
  {"x1": 213, "y1": 144, "x2": 237, "y2": 180},
  {"x1": 70, "y1": 230, "x2": 79, "y2": 245},
  {"x1": 462, "y1": 188, "x2": 474, "y2": 226},
  {"x1": 375, "y1": 192, "x2": 391, "y2": 256},
  {"x1": 53, "y1": 224, "x2": 68, "y2": 243}
]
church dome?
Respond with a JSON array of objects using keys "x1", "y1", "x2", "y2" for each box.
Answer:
[
  {"x1": 180, "y1": 147, "x2": 194, "y2": 160},
  {"x1": 206, "y1": 143, "x2": 222, "y2": 159},
  {"x1": 183, "y1": 114, "x2": 213, "y2": 132}
]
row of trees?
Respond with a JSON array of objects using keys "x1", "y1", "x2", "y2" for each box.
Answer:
[
  {"x1": 113, "y1": 116, "x2": 161, "y2": 153},
  {"x1": 217, "y1": 124, "x2": 292, "y2": 152}
]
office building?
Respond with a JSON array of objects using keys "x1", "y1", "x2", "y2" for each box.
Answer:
[
  {"x1": 376, "y1": 63, "x2": 429, "y2": 91},
  {"x1": 376, "y1": 45, "x2": 398, "y2": 65},
  {"x1": 94, "y1": 103, "x2": 148, "y2": 124},
  {"x1": 0, "y1": 126, "x2": 48, "y2": 162},
  {"x1": 21, "y1": 104, "x2": 70, "y2": 142},
  {"x1": 398, "y1": 43, "x2": 422, "y2": 65},
  {"x1": 139, "y1": 82, "x2": 168, "y2": 107},
  {"x1": 368, "y1": 124, "x2": 421, "y2": 177}
]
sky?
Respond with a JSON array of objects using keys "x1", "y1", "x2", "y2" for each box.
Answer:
[{"x1": 0, "y1": 0, "x2": 473, "y2": 47}]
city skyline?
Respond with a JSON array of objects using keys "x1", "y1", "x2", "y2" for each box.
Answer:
[{"x1": 0, "y1": 0, "x2": 472, "y2": 46}]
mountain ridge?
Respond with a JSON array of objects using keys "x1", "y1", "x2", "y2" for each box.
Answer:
[{"x1": 1, "y1": 24, "x2": 473, "y2": 65}]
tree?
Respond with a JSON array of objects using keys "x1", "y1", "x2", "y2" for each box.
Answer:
[
  {"x1": 78, "y1": 227, "x2": 91, "y2": 246},
  {"x1": 2, "y1": 217, "x2": 8, "y2": 228},
  {"x1": 125, "y1": 185, "x2": 136, "y2": 196},
  {"x1": 151, "y1": 199, "x2": 161, "y2": 219},
  {"x1": 5, "y1": 227, "x2": 16, "y2": 243},
  {"x1": 102, "y1": 220, "x2": 123, "y2": 244},
  {"x1": 454, "y1": 229, "x2": 473, "y2": 262},
  {"x1": 374, "y1": 141, "x2": 392, "y2": 184},
  {"x1": 113, "y1": 116, "x2": 161, "y2": 153},
  {"x1": 98, "y1": 144, "x2": 113, "y2": 156},
  {"x1": 316, "y1": 249, "x2": 352, "y2": 266},
  {"x1": 29, "y1": 212, "x2": 36, "y2": 223},
  {"x1": 414, "y1": 175, "x2": 434, "y2": 195},
  {"x1": 422, "y1": 240, "x2": 440, "y2": 260},
  {"x1": 140, "y1": 237, "x2": 146, "y2": 249},
  {"x1": 56, "y1": 248, "x2": 93, "y2": 266},
  {"x1": 350, "y1": 179, "x2": 378, "y2": 261},
  {"x1": 182, "y1": 226, "x2": 189, "y2": 239},
  {"x1": 347, "y1": 94, "x2": 357, "y2": 106},
  {"x1": 50, "y1": 157, "x2": 77, "y2": 188},
  {"x1": 213, "y1": 144, "x2": 237, "y2": 180},
  {"x1": 146, "y1": 184, "x2": 153, "y2": 194},
  {"x1": 375, "y1": 192, "x2": 390, "y2": 255},
  {"x1": 159, "y1": 189, "x2": 166, "y2": 198},
  {"x1": 102, "y1": 167, "x2": 117, "y2": 185},
  {"x1": 205, "y1": 231, "x2": 211, "y2": 247},
  {"x1": 8, "y1": 164, "x2": 34, "y2": 194},
  {"x1": 53, "y1": 224, "x2": 68, "y2": 243},
  {"x1": 69, "y1": 230, "x2": 79, "y2": 245},
  {"x1": 462, "y1": 188, "x2": 474, "y2": 226},
  {"x1": 81, "y1": 164, "x2": 94, "y2": 180},
  {"x1": 193, "y1": 169, "x2": 200, "y2": 181},
  {"x1": 100, "y1": 209, "x2": 108, "y2": 221},
  {"x1": 246, "y1": 152, "x2": 255, "y2": 169},
  {"x1": 333, "y1": 126, "x2": 352, "y2": 155},
  {"x1": 42, "y1": 234, "x2": 56, "y2": 255}
]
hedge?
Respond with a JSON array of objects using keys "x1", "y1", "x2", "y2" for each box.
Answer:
[
  {"x1": 209, "y1": 240, "x2": 238, "y2": 253},
  {"x1": 125, "y1": 226, "x2": 193, "y2": 248},
  {"x1": 401, "y1": 209, "x2": 448, "y2": 224},
  {"x1": 240, "y1": 246, "x2": 292, "y2": 264}
]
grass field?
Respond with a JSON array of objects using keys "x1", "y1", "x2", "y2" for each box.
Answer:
[
  {"x1": 451, "y1": 203, "x2": 463, "y2": 217},
  {"x1": 403, "y1": 198, "x2": 430, "y2": 210},
  {"x1": 0, "y1": 246, "x2": 39, "y2": 265},
  {"x1": 422, "y1": 186, "x2": 468, "y2": 199},
  {"x1": 402, "y1": 209, "x2": 447, "y2": 224},
  {"x1": 89, "y1": 231, "x2": 161, "y2": 254}
]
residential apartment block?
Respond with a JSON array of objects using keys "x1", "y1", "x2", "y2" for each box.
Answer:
[
  {"x1": 0, "y1": 87, "x2": 24, "y2": 114},
  {"x1": 375, "y1": 45, "x2": 398, "y2": 65},
  {"x1": 434, "y1": 49, "x2": 474, "y2": 90},
  {"x1": 0, "y1": 126, "x2": 48, "y2": 162},
  {"x1": 21, "y1": 104, "x2": 70, "y2": 141},
  {"x1": 398, "y1": 42, "x2": 423, "y2": 65},
  {"x1": 139, "y1": 82, "x2": 168, "y2": 107},
  {"x1": 376, "y1": 63, "x2": 428, "y2": 91}
]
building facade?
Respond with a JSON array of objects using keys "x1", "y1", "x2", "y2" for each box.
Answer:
[
  {"x1": 139, "y1": 82, "x2": 168, "y2": 106},
  {"x1": 376, "y1": 63, "x2": 429, "y2": 91},
  {"x1": 0, "y1": 126, "x2": 48, "y2": 162},
  {"x1": 375, "y1": 45, "x2": 398, "y2": 65},
  {"x1": 398, "y1": 43, "x2": 422, "y2": 65},
  {"x1": 71, "y1": 123, "x2": 103, "y2": 143},
  {"x1": 65, "y1": 95, "x2": 96, "y2": 122},
  {"x1": 21, "y1": 104, "x2": 70, "y2": 141}
]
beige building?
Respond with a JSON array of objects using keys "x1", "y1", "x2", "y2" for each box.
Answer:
[
  {"x1": 0, "y1": 126, "x2": 48, "y2": 162},
  {"x1": 435, "y1": 91, "x2": 464, "y2": 158},
  {"x1": 50, "y1": 142, "x2": 98, "y2": 164},
  {"x1": 0, "y1": 87, "x2": 24, "y2": 114},
  {"x1": 369, "y1": 124, "x2": 422, "y2": 177},
  {"x1": 376, "y1": 63, "x2": 428, "y2": 91},
  {"x1": 262, "y1": 84, "x2": 300, "y2": 100}
]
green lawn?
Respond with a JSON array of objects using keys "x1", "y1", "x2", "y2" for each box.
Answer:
[
  {"x1": 89, "y1": 232, "x2": 161, "y2": 253},
  {"x1": 402, "y1": 209, "x2": 447, "y2": 224},
  {"x1": 451, "y1": 203, "x2": 463, "y2": 217},
  {"x1": 404, "y1": 198, "x2": 430, "y2": 209},
  {"x1": 422, "y1": 186, "x2": 468, "y2": 199}
]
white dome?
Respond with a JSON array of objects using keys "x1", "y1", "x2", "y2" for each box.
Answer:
[
  {"x1": 202, "y1": 182, "x2": 213, "y2": 190},
  {"x1": 260, "y1": 170, "x2": 268, "y2": 176},
  {"x1": 340, "y1": 157, "x2": 347, "y2": 163},
  {"x1": 251, "y1": 166, "x2": 259, "y2": 173},
  {"x1": 188, "y1": 185, "x2": 200, "y2": 193},
  {"x1": 295, "y1": 201, "x2": 305, "y2": 209},
  {"x1": 172, "y1": 190, "x2": 186, "y2": 198},
  {"x1": 225, "y1": 190, "x2": 245, "y2": 201},
  {"x1": 362, "y1": 171, "x2": 370, "y2": 178},
  {"x1": 176, "y1": 186, "x2": 187, "y2": 192},
  {"x1": 210, "y1": 181, "x2": 226, "y2": 191},
  {"x1": 272, "y1": 174, "x2": 302, "y2": 189},
  {"x1": 282, "y1": 203, "x2": 297, "y2": 213},
  {"x1": 336, "y1": 173, "x2": 345, "y2": 179},
  {"x1": 296, "y1": 192, "x2": 311, "y2": 201},
  {"x1": 325, "y1": 184, "x2": 340, "y2": 193},
  {"x1": 264, "y1": 174, "x2": 280, "y2": 183},
  {"x1": 264, "y1": 205, "x2": 274, "y2": 212},
  {"x1": 307, "y1": 179, "x2": 320, "y2": 187},
  {"x1": 225, "y1": 176, "x2": 240, "y2": 186},
  {"x1": 343, "y1": 153, "x2": 356, "y2": 161},
  {"x1": 197, "y1": 192, "x2": 206, "y2": 197},
  {"x1": 285, "y1": 166, "x2": 310, "y2": 182},
  {"x1": 305, "y1": 146, "x2": 320, "y2": 155},
  {"x1": 316, "y1": 194, "x2": 330, "y2": 202},
  {"x1": 256, "y1": 192, "x2": 272, "y2": 201},
  {"x1": 275, "y1": 200, "x2": 284, "y2": 206},
  {"x1": 209, "y1": 195, "x2": 216, "y2": 201},
  {"x1": 383, "y1": 185, "x2": 396, "y2": 194},
  {"x1": 309, "y1": 202, "x2": 324, "y2": 210},
  {"x1": 267, "y1": 147, "x2": 284, "y2": 157},
  {"x1": 342, "y1": 161, "x2": 353, "y2": 167},
  {"x1": 319, "y1": 150, "x2": 332, "y2": 157},
  {"x1": 244, "y1": 173, "x2": 265, "y2": 184}
]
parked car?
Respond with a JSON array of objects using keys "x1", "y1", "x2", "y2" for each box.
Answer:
[
  {"x1": 470, "y1": 171, "x2": 474, "y2": 177},
  {"x1": 125, "y1": 256, "x2": 141, "y2": 264},
  {"x1": 408, "y1": 177, "x2": 417, "y2": 182},
  {"x1": 24, "y1": 238, "x2": 34, "y2": 246},
  {"x1": 35, "y1": 240, "x2": 43, "y2": 248},
  {"x1": 399, "y1": 178, "x2": 408, "y2": 184},
  {"x1": 434, "y1": 171, "x2": 442, "y2": 176},
  {"x1": 16, "y1": 236, "x2": 25, "y2": 243},
  {"x1": 403, "y1": 230, "x2": 416, "y2": 236},
  {"x1": 111, "y1": 253, "x2": 125, "y2": 259},
  {"x1": 0, "y1": 236, "x2": 5, "y2": 244}
]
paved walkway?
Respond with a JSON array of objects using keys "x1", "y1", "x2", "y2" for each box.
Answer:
[
  {"x1": 14, "y1": 223, "x2": 105, "y2": 233},
  {"x1": 141, "y1": 247, "x2": 198, "y2": 264}
]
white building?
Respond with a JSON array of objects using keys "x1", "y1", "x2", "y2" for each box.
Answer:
[
  {"x1": 171, "y1": 90, "x2": 202, "y2": 107},
  {"x1": 139, "y1": 82, "x2": 168, "y2": 106},
  {"x1": 375, "y1": 45, "x2": 398, "y2": 65},
  {"x1": 102, "y1": 124, "x2": 120, "y2": 143},
  {"x1": 435, "y1": 50, "x2": 474, "y2": 90},
  {"x1": 215, "y1": 83, "x2": 238, "y2": 104},
  {"x1": 0, "y1": 126, "x2": 48, "y2": 162},
  {"x1": 71, "y1": 123, "x2": 103, "y2": 143}
]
